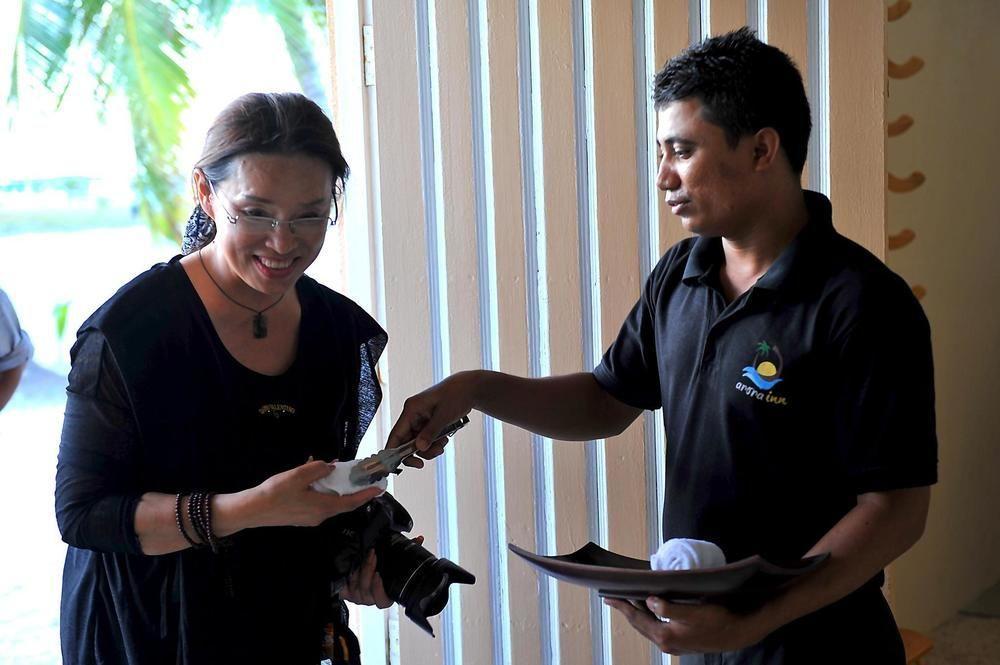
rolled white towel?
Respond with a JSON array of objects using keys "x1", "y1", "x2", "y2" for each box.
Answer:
[{"x1": 650, "y1": 538, "x2": 726, "y2": 571}]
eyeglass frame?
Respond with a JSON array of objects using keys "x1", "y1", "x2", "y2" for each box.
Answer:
[{"x1": 206, "y1": 179, "x2": 339, "y2": 235}]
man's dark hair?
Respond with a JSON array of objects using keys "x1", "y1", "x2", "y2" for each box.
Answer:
[{"x1": 652, "y1": 27, "x2": 811, "y2": 174}]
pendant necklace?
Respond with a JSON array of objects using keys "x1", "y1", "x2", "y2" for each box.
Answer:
[{"x1": 198, "y1": 248, "x2": 284, "y2": 339}]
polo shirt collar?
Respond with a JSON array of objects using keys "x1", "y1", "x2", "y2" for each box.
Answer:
[{"x1": 681, "y1": 190, "x2": 834, "y2": 292}]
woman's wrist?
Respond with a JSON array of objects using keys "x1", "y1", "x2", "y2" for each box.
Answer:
[{"x1": 211, "y1": 488, "x2": 258, "y2": 536}]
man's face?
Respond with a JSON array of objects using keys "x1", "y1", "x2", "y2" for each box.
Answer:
[{"x1": 655, "y1": 99, "x2": 759, "y2": 238}]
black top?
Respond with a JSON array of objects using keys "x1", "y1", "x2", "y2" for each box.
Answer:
[
  {"x1": 56, "y1": 256, "x2": 386, "y2": 664},
  {"x1": 594, "y1": 191, "x2": 937, "y2": 660}
]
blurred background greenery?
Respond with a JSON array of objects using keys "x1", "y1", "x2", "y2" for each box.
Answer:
[{"x1": 5, "y1": 0, "x2": 330, "y2": 240}]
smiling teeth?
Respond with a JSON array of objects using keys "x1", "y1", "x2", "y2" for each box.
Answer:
[{"x1": 259, "y1": 257, "x2": 293, "y2": 269}]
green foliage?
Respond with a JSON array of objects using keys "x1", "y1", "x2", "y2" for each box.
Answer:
[
  {"x1": 7, "y1": 0, "x2": 329, "y2": 241},
  {"x1": 53, "y1": 301, "x2": 70, "y2": 340}
]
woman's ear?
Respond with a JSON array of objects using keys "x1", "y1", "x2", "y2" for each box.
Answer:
[
  {"x1": 751, "y1": 127, "x2": 782, "y2": 172},
  {"x1": 192, "y1": 169, "x2": 215, "y2": 220}
]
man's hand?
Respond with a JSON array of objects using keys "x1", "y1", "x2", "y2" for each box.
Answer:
[
  {"x1": 385, "y1": 373, "x2": 476, "y2": 468},
  {"x1": 604, "y1": 597, "x2": 771, "y2": 655}
]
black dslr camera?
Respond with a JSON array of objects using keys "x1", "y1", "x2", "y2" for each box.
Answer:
[{"x1": 328, "y1": 492, "x2": 475, "y2": 636}]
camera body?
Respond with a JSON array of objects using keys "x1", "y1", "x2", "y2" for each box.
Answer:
[{"x1": 327, "y1": 492, "x2": 475, "y2": 636}]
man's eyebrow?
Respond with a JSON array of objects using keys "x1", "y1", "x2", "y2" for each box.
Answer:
[{"x1": 661, "y1": 136, "x2": 696, "y2": 146}]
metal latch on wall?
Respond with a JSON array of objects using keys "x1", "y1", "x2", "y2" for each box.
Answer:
[{"x1": 363, "y1": 25, "x2": 375, "y2": 87}]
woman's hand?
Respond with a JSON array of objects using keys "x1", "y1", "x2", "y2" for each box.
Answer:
[
  {"x1": 386, "y1": 372, "x2": 478, "y2": 468},
  {"x1": 340, "y1": 549, "x2": 392, "y2": 608},
  {"x1": 341, "y1": 536, "x2": 424, "y2": 609},
  {"x1": 247, "y1": 460, "x2": 383, "y2": 529}
]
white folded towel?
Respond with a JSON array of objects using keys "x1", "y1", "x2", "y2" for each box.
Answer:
[
  {"x1": 310, "y1": 459, "x2": 388, "y2": 495},
  {"x1": 650, "y1": 538, "x2": 726, "y2": 571}
]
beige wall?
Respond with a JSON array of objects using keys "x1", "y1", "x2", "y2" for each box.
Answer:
[{"x1": 885, "y1": 0, "x2": 1000, "y2": 632}]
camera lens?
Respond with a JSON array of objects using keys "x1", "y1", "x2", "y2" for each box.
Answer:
[{"x1": 377, "y1": 534, "x2": 475, "y2": 636}]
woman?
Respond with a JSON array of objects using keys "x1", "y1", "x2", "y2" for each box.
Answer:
[{"x1": 57, "y1": 92, "x2": 390, "y2": 664}]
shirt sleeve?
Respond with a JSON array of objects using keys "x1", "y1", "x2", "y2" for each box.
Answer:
[
  {"x1": 55, "y1": 329, "x2": 144, "y2": 554},
  {"x1": 832, "y1": 288, "x2": 938, "y2": 494},
  {"x1": 0, "y1": 289, "x2": 33, "y2": 372},
  {"x1": 592, "y1": 268, "x2": 663, "y2": 411}
]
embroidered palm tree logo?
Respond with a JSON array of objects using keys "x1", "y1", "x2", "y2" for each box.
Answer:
[{"x1": 742, "y1": 341, "x2": 785, "y2": 390}]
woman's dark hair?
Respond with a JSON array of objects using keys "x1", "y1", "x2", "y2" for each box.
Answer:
[
  {"x1": 182, "y1": 92, "x2": 349, "y2": 254},
  {"x1": 652, "y1": 27, "x2": 811, "y2": 175}
]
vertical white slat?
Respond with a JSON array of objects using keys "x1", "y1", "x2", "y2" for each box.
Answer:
[
  {"x1": 476, "y1": 0, "x2": 546, "y2": 662},
  {"x1": 493, "y1": 0, "x2": 552, "y2": 663},
  {"x1": 466, "y1": 0, "x2": 514, "y2": 662},
  {"x1": 806, "y1": 0, "x2": 830, "y2": 198},
  {"x1": 535, "y1": 0, "x2": 595, "y2": 663},
  {"x1": 634, "y1": 4, "x2": 670, "y2": 664},
  {"x1": 649, "y1": 6, "x2": 695, "y2": 662},
  {"x1": 828, "y1": 0, "x2": 886, "y2": 257},
  {"x1": 654, "y1": 0, "x2": 695, "y2": 258},
  {"x1": 572, "y1": 0, "x2": 613, "y2": 661},
  {"x1": 520, "y1": 0, "x2": 561, "y2": 659},
  {"x1": 429, "y1": 1, "x2": 497, "y2": 664},
  {"x1": 324, "y1": 3, "x2": 393, "y2": 660},
  {"x1": 370, "y1": 1, "x2": 441, "y2": 662},
  {"x1": 589, "y1": 2, "x2": 650, "y2": 665},
  {"x1": 709, "y1": 0, "x2": 747, "y2": 35},
  {"x1": 689, "y1": 0, "x2": 710, "y2": 42},
  {"x1": 745, "y1": 0, "x2": 767, "y2": 41},
  {"x1": 766, "y1": 0, "x2": 810, "y2": 188}
]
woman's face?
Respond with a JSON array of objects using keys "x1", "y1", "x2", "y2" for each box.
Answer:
[{"x1": 201, "y1": 152, "x2": 334, "y2": 297}]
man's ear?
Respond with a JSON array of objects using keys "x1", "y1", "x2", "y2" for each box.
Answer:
[{"x1": 751, "y1": 127, "x2": 782, "y2": 171}]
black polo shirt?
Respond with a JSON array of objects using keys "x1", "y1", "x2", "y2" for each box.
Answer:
[{"x1": 594, "y1": 191, "x2": 937, "y2": 565}]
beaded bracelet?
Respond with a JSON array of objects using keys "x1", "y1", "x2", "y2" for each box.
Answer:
[
  {"x1": 187, "y1": 491, "x2": 219, "y2": 553},
  {"x1": 187, "y1": 492, "x2": 207, "y2": 547},
  {"x1": 174, "y1": 493, "x2": 201, "y2": 549}
]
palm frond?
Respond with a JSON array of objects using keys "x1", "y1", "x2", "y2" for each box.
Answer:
[
  {"x1": 256, "y1": 0, "x2": 329, "y2": 110},
  {"x1": 7, "y1": 0, "x2": 327, "y2": 240},
  {"x1": 7, "y1": 0, "x2": 76, "y2": 105},
  {"x1": 106, "y1": 0, "x2": 196, "y2": 238}
]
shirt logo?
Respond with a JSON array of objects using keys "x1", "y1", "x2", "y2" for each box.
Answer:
[
  {"x1": 735, "y1": 340, "x2": 788, "y2": 406},
  {"x1": 258, "y1": 403, "x2": 296, "y2": 418}
]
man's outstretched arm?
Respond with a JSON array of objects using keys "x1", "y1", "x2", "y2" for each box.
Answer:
[{"x1": 386, "y1": 370, "x2": 643, "y2": 462}]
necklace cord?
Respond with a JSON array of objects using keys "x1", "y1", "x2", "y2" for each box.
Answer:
[{"x1": 198, "y1": 248, "x2": 285, "y2": 338}]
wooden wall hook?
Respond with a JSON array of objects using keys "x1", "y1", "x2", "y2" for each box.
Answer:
[
  {"x1": 889, "y1": 172, "x2": 926, "y2": 193},
  {"x1": 889, "y1": 57, "x2": 925, "y2": 79},
  {"x1": 888, "y1": 0, "x2": 912, "y2": 22},
  {"x1": 888, "y1": 114, "x2": 915, "y2": 137},
  {"x1": 888, "y1": 229, "x2": 917, "y2": 250}
]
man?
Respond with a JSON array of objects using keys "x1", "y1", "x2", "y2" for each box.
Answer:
[
  {"x1": 386, "y1": 28, "x2": 936, "y2": 663},
  {"x1": 0, "y1": 288, "x2": 32, "y2": 411}
]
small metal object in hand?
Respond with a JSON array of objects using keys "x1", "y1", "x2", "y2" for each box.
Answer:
[{"x1": 349, "y1": 416, "x2": 471, "y2": 485}]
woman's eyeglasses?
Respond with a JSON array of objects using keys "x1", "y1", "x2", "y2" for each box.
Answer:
[{"x1": 208, "y1": 181, "x2": 338, "y2": 236}]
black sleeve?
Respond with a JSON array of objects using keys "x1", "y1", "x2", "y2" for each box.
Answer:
[
  {"x1": 592, "y1": 268, "x2": 663, "y2": 411},
  {"x1": 832, "y1": 289, "x2": 938, "y2": 494},
  {"x1": 55, "y1": 329, "x2": 144, "y2": 554}
]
